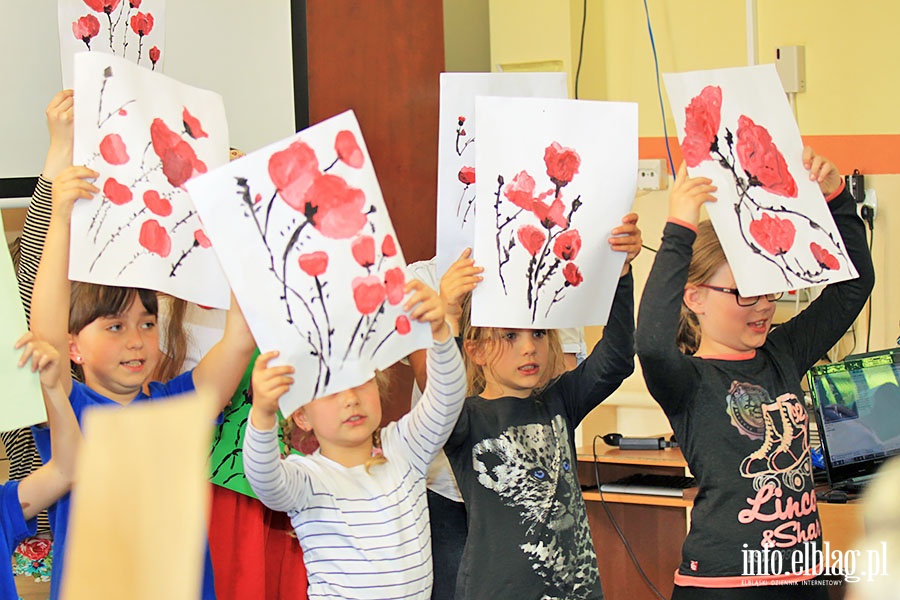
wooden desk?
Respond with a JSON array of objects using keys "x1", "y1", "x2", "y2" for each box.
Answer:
[{"x1": 577, "y1": 446, "x2": 863, "y2": 600}]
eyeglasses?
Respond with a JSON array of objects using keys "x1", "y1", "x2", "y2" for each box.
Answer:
[{"x1": 699, "y1": 284, "x2": 784, "y2": 307}]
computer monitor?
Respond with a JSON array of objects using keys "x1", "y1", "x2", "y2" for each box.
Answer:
[{"x1": 807, "y1": 347, "x2": 900, "y2": 491}]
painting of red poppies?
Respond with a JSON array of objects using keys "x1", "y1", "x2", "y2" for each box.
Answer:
[
  {"x1": 185, "y1": 110, "x2": 431, "y2": 414},
  {"x1": 664, "y1": 65, "x2": 858, "y2": 295},
  {"x1": 59, "y1": 0, "x2": 166, "y2": 89},
  {"x1": 70, "y1": 52, "x2": 231, "y2": 308},
  {"x1": 435, "y1": 73, "x2": 567, "y2": 277},
  {"x1": 471, "y1": 96, "x2": 637, "y2": 328}
]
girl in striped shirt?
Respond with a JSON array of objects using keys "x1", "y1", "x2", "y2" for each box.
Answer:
[{"x1": 244, "y1": 279, "x2": 467, "y2": 600}]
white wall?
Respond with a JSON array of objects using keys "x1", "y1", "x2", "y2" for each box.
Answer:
[{"x1": 1, "y1": 0, "x2": 296, "y2": 201}]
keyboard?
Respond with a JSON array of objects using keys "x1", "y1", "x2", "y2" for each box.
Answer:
[{"x1": 599, "y1": 473, "x2": 697, "y2": 497}]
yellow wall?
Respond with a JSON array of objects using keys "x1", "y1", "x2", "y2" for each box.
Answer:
[{"x1": 489, "y1": 0, "x2": 900, "y2": 440}]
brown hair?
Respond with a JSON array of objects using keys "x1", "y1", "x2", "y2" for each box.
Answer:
[
  {"x1": 286, "y1": 370, "x2": 391, "y2": 473},
  {"x1": 459, "y1": 292, "x2": 564, "y2": 396},
  {"x1": 68, "y1": 283, "x2": 159, "y2": 380},
  {"x1": 153, "y1": 294, "x2": 189, "y2": 382},
  {"x1": 677, "y1": 220, "x2": 729, "y2": 355}
]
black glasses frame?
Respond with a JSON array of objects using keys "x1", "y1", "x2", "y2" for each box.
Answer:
[{"x1": 699, "y1": 284, "x2": 784, "y2": 307}]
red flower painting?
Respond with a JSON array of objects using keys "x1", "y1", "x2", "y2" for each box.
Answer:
[
  {"x1": 681, "y1": 85, "x2": 722, "y2": 167},
  {"x1": 749, "y1": 213, "x2": 796, "y2": 256},
  {"x1": 269, "y1": 141, "x2": 320, "y2": 210},
  {"x1": 143, "y1": 189, "x2": 171, "y2": 216},
  {"x1": 303, "y1": 174, "x2": 368, "y2": 240},
  {"x1": 553, "y1": 229, "x2": 582, "y2": 261},
  {"x1": 99, "y1": 133, "x2": 129, "y2": 165},
  {"x1": 384, "y1": 267, "x2": 405, "y2": 305},
  {"x1": 504, "y1": 170, "x2": 550, "y2": 212},
  {"x1": 563, "y1": 262, "x2": 583, "y2": 287},
  {"x1": 149, "y1": 46, "x2": 161, "y2": 69},
  {"x1": 810, "y1": 242, "x2": 840, "y2": 270},
  {"x1": 130, "y1": 11, "x2": 153, "y2": 36},
  {"x1": 335, "y1": 130, "x2": 364, "y2": 168},
  {"x1": 351, "y1": 235, "x2": 376, "y2": 268},
  {"x1": 381, "y1": 234, "x2": 397, "y2": 258},
  {"x1": 533, "y1": 197, "x2": 568, "y2": 229},
  {"x1": 517, "y1": 225, "x2": 546, "y2": 257},
  {"x1": 736, "y1": 115, "x2": 797, "y2": 198},
  {"x1": 150, "y1": 118, "x2": 208, "y2": 188},
  {"x1": 395, "y1": 315, "x2": 411, "y2": 335},
  {"x1": 298, "y1": 251, "x2": 329, "y2": 277},
  {"x1": 458, "y1": 166, "x2": 476, "y2": 186},
  {"x1": 193, "y1": 229, "x2": 212, "y2": 249},
  {"x1": 103, "y1": 177, "x2": 132, "y2": 205},
  {"x1": 544, "y1": 141, "x2": 580, "y2": 188},
  {"x1": 84, "y1": 0, "x2": 122, "y2": 14},
  {"x1": 73, "y1": 14, "x2": 101, "y2": 49},
  {"x1": 352, "y1": 275, "x2": 387, "y2": 315},
  {"x1": 183, "y1": 108, "x2": 208, "y2": 139},
  {"x1": 138, "y1": 219, "x2": 171, "y2": 257}
]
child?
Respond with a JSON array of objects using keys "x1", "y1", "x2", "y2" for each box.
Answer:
[
  {"x1": 243, "y1": 279, "x2": 466, "y2": 599},
  {"x1": 30, "y1": 165, "x2": 257, "y2": 600},
  {"x1": 635, "y1": 150, "x2": 874, "y2": 598},
  {"x1": 444, "y1": 213, "x2": 642, "y2": 599},
  {"x1": 2, "y1": 333, "x2": 79, "y2": 599}
]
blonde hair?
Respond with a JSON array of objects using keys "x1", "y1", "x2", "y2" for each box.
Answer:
[
  {"x1": 459, "y1": 292, "x2": 564, "y2": 396},
  {"x1": 153, "y1": 294, "x2": 189, "y2": 382},
  {"x1": 677, "y1": 220, "x2": 728, "y2": 355},
  {"x1": 286, "y1": 370, "x2": 391, "y2": 473}
]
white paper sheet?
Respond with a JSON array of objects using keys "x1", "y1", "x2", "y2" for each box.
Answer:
[
  {"x1": 186, "y1": 110, "x2": 432, "y2": 415},
  {"x1": 664, "y1": 65, "x2": 858, "y2": 296},
  {"x1": 471, "y1": 96, "x2": 637, "y2": 329},
  {"x1": 59, "y1": 0, "x2": 167, "y2": 88},
  {"x1": 436, "y1": 72, "x2": 568, "y2": 277},
  {"x1": 71, "y1": 51, "x2": 231, "y2": 308}
]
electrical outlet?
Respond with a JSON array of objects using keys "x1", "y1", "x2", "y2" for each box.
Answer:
[
  {"x1": 637, "y1": 159, "x2": 668, "y2": 190},
  {"x1": 862, "y1": 188, "x2": 877, "y2": 221}
]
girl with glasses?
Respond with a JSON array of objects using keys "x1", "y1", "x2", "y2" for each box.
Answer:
[{"x1": 635, "y1": 148, "x2": 874, "y2": 599}]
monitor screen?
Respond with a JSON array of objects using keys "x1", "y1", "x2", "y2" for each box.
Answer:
[{"x1": 807, "y1": 347, "x2": 900, "y2": 489}]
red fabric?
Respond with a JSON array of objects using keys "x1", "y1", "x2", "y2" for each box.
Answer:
[{"x1": 208, "y1": 485, "x2": 308, "y2": 600}]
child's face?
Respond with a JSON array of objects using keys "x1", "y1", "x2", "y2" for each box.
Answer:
[
  {"x1": 475, "y1": 329, "x2": 550, "y2": 399},
  {"x1": 294, "y1": 378, "x2": 381, "y2": 465},
  {"x1": 687, "y1": 263, "x2": 777, "y2": 355},
  {"x1": 69, "y1": 295, "x2": 160, "y2": 404}
]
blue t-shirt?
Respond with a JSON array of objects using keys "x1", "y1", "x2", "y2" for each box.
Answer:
[
  {"x1": 32, "y1": 371, "x2": 217, "y2": 600},
  {"x1": 0, "y1": 481, "x2": 37, "y2": 599}
]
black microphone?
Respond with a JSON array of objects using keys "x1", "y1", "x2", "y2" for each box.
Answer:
[{"x1": 602, "y1": 433, "x2": 679, "y2": 450}]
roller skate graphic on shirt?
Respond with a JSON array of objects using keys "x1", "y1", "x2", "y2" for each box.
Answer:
[{"x1": 727, "y1": 381, "x2": 811, "y2": 492}]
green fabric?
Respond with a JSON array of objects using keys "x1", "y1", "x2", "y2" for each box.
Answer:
[{"x1": 208, "y1": 349, "x2": 298, "y2": 497}]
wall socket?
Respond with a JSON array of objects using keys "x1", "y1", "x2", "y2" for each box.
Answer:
[{"x1": 637, "y1": 159, "x2": 668, "y2": 190}]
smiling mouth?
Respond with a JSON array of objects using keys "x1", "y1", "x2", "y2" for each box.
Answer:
[
  {"x1": 120, "y1": 359, "x2": 145, "y2": 368},
  {"x1": 519, "y1": 364, "x2": 539, "y2": 375},
  {"x1": 748, "y1": 320, "x2": 768, "y2": 330}
]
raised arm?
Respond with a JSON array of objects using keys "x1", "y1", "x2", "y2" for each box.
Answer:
[
  {"x1": 31, "y1": 166, "x2": 100, "y2": 396},
  {"x1": 14, "y1": 333, "x2": 80, "y2": 520},
  {"x1": 243, "y1": 350, "x2": 307, "y2": 512},
  {"x1": 395, "y1": 280, "x2": 466, "y2": 474},
  {"x1": 635, "y1": 164, "x2": 718, "y2": 413},
  {"x1": 192, "y1": 294, "x2": 256, "y2": 415},
  {"x1": 767, "y1": 147, "x2": 875, "y2": 369},
  {"x1": 17, "y1": 90, "x2": 75, "y2": 324}
]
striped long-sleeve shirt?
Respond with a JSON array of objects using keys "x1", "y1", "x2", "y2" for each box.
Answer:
[{"x1": 244, "y1": 336, "x2": 466, "y2": 600}]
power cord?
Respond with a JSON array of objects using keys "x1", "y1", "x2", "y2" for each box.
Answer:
[
  {"x1": 592, "y1": 435, "x2": 668, "y2": 600},
  {"x1": 574, "y1": 0, "x2": 587, "y2": 99},
  {"x1": 642, "y1": 0, "x2": 676, "y2": 178},
  {"x1": 862, "y1": 214, "x2": 874, "y2": 352}
]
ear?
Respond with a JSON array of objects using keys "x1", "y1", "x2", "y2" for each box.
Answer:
[
  {"x1": 292, "y1": 408, "x2": 313, "y2": 432},
  {"x1": 464, "y1": 339, "x2": 487, "y2": 367},
  {"x1": 683, "y1": 285, "x2": 706, "y2": 316},
  {"x1": 68, "y1": 333, "x2": 82, "y2": 364}
]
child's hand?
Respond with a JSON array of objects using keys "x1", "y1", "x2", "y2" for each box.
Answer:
[
  {"x1": 15, "y1": 332, "x2": 62, "y2": 389},
  {"x1": 51, "y1": 165, "x2": 99, "y2": 220},
  {"x1": 802, "y1": 146, "x2": 842, "y2": 197},
  {"x1": 43, "y1": 90, "x2": 75, "y2": 181},
  {"x1": 403, "y1": 279, "x2": 450, "y2": 342},
  {"x1": 609, "y1": 212, "x2": 643, "y2": 276},
  {"x1": 250, "y1": 351, "x2": 294, "y2": 430},
  {"x1": 668, "y1": 161, "x2": 717, "y2": 227},
  {"x1": 439, "y1": 248, "x2": 483, "y2": 335}
]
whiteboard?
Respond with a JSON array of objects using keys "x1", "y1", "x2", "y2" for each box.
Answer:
[{"x1": 0, "y1": 0, "x2": 298, "y2": 203}]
